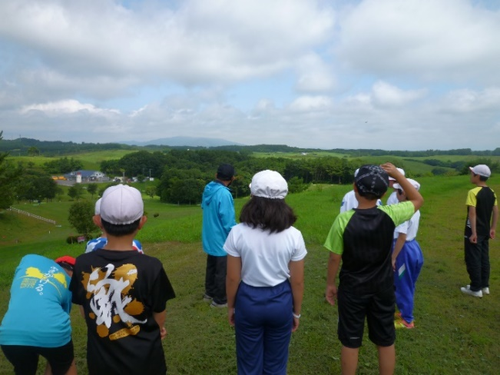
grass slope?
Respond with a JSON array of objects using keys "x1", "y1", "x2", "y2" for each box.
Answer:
[{"x1": 1, "y1": 176, "x2": 499, "y2": 374}]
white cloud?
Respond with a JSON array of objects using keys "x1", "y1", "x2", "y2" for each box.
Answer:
[
  {"x1": 338, "y1": 0, "x2": 500, "y2": 84},
  {"x1": 1, "y1": 0, "x2": 500, "y2": 150},
  {"x1": 371, "y1": 81, "x2": 426, "y2": 107},
  {"x1": 21, "y1": 100, "x2": 120, "y2": 116},
  {"x1": 289, "y1": 95, "x2": 333, "y2": 112},
  {"x1": 295, "y1": 53, "x2": 336, "y2": 93}
]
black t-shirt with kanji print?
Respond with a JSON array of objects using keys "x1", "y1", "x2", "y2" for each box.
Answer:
[{"x1": 70, "y1": 249, "x2": 175, "y2": 375}]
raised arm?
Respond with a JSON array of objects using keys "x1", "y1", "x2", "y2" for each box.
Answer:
[{"x1": 381, "y1": 163, "x2": 424, "y2": 212}]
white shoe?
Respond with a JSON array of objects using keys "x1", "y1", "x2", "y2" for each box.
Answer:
[
  {"x1": 465, "y1": 285, "x2": 490, "y2": 295},
  {"x1": 461, "y1": 286, "x2": 483, "y2": 298}
]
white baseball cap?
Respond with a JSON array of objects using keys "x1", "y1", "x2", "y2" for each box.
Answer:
[
  {"x1": 469, "y1": 164, "x2": 491, "y2": 177},
  {"x1": 389, "y1": 168, "x2": 405, "y2": 181},
  {"x1": 100, "y1": 185, "x2": 144, "y2": 225},
  {"x1": 250, "y1": 170, "x2": 288, "y2": 199},
  {"x1": 393, "y1": 178, "x2": 420, "y2": 192},
  {"x1": 94, "y1": 198, "x2": 102, "y2": 215}
]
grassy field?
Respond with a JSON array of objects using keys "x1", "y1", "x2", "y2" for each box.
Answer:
[
  {"x1": 7, "y1": 149, "x2": 137, "y2": 170},
  {"x1": 1, "y1": 175, "x2": 500, "y2": 374}
]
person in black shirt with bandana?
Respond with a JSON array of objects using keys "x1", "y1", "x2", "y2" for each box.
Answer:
[{"x1": 324, "y1": 163, "x2": 423, "y2": 375}]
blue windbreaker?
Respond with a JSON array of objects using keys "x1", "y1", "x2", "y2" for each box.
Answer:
[{"x1": 201, "y1": 181, "x2": 237, "y2": 256}]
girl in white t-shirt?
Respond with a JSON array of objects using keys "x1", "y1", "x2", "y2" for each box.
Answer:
[
  {"x1": 391, "y1": 178, "x2": 424, "y2": 329},
  {"x1": 225, "y1": 170, "x2": 307, "y2": 375}
]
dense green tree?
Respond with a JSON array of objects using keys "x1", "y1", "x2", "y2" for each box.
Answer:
[
  {"x1": 68, "y1": 200, "x2": 96, "y2": 237},
  {"x1": 16, "y1": 173, "x2": 58, "y2": 202},
  {"x1": 68, "y1": 184, "x2": 85, "y2": 200},
  {"x1": 27, "y1": 146, "x2": 40, "y2": 156},
  {"x1": 87, "y1": 184, "x2": 98, "y2": 198},
  {"x1": 0, "y1": 131, "x2": 22, "y2": 209},
  {"x1": 288, "y1": 176, "x2": 310, "y2": 194},
  {"x1": 100, "y1": 159, "x2": 122, "y2": 175},
  {"x1": 164, "y1": 177, "x2": 205, "y2": 204},
  {"x1": 144, "y1": 185, "x2": 157, "y2": 199},
  {"x1": 43, "y1": 157, "x2": 83, "y2": 174}
]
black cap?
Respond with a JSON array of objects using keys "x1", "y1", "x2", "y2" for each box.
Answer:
[
  {"x1": 217, "y1": 164, "x2": 235, "y2": 180},
  {"x1": 354, "y1": 165, "x2": 389, "y2": 198}
]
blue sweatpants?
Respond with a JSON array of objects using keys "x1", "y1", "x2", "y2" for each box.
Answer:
[
  {"x1": 234, "y1": 281, "x2": 293, "y2": 375},
  {"x1": 393, "y1": 239, "x2": 424, "y2": 323}
]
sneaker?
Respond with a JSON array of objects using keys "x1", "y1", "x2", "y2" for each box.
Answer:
[
  {"x1": 203, "y1": 294, "x2": 213, "y2": 302},
  {"x1": 395, "y1": 319, "x2": 415, "y2": 329},
  {"x1": 461, "y1": 286, "x2": 483, "y2": 298},
  {"x1": 210, "y1": 301, "x2": 227, "y2": 308},
  {"x1": 465, "y1": 285, "x2": 489, "y2": 295}
]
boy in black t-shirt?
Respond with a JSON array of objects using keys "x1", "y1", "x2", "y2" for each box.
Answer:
[
  {"x1": 461, "y1": 164, "x2": 498, "y2": 298},
  {"x1": 324, "y1": 163, "x2": 423, "y2": 375},
  {"x1": 70, "y1": 185, "x2": 175, "y2": 375}
]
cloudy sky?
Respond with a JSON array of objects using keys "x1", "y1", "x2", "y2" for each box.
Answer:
[{"x1": 1, "y1": 0, "x2": 499, "y2": 150}]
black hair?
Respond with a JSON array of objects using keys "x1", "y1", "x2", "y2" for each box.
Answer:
[
  {"x1": 101, "y1": 218, "x2": 141, "y2": 237},
  {"x1": 56, "y1": 262, "x2": 74, "y2": 272},
  {"x1": 217, "y1": 173, "x2": 233, "y2": 182},
  {"x1": 473, "y1": 173, "x2": 489, "y2": 182},
  {"x1": 357, "y1": 190, "x2": 384, "y2": 200},
  {"x1": 239, "y1": 196, "x2": 297, "y2": 233}
]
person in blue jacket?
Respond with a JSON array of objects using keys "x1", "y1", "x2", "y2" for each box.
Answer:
[
  {"x1": 202, "y1": 163, "x2": 237, "y2": 307},
  {"x1": 0, "y1": 254, "x2": 77, "y2": 375}
]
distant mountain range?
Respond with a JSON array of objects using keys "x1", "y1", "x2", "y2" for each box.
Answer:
[{"x1": 121, "y1": 136, "x2": 244, "y2": 147}]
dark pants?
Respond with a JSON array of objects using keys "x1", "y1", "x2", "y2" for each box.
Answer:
[
  {"x1": 1, "y1": 340, "x2": 74, "y2": 375},
  {"x1": 464, "y1": 235, "x2": 490, "y2": 291},
  {"x1": 234, "y1": 281, "x2": 293, "y2": 375},
  {"x1": 205, "y1": 254, "x2": 227, "y2": 304}
]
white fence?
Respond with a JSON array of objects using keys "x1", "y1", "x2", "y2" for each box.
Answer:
[{"x1": 9, "y1": 207, "x2": 57, "y2": 225}]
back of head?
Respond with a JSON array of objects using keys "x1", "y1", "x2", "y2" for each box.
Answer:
[
  {"x1": 100, "y1": 184, "x2": 144, "y2": 236},
  {"x1": 250, "y1": 170, "x2": 288, "y2": 199},
  {"x1": 469, "y1": 164, "x2": 491, "y2": 181},
  {"x1": 242, "y1": 170, "x2": 295, "y2": 232},
  {"x1": 55, "y1": 255, "x2": 76, "y2": 274},
  {"x1": 355, "y1": 165, "x2": 389, "y2": 200},
  {"x1": 217, "y1": 163, "x2": 235, "y2": 181}
]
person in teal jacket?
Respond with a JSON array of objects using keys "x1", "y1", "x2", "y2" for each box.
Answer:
[
  {"x1": 202, "y1": 163, "x2": 237, "y2": 307},
  {"x1": 0, "y1": 254, "x2": 77, "y2": 375}
]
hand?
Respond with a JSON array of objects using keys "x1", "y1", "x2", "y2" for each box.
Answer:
[
  {"x1": 159, "y1": 326, "x2": 167, "y2": 340},
  {"x1": 291, "y1": 316, "x2": 300, "y2": 332},
  {"x1": 228, "y1": 308, "x2": 235, "y2": 327},
  {"x1": 392, "y1": 256, "x2": 397, "y2": 271},
  {"x1": 469, "y1": 233, "x2": 478, "y2": 244},
  {"x1": 380, "y1": 163, "x2": 399, "y2": 179},
  {"x1": 490, "y1": 229, "x2": 496, "y2": 240},
  {"x1": 325, "y1": 284, "x2": 337, "y2": 306}
]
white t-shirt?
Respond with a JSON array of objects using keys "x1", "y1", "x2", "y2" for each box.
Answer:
[
  {"x1": 340, "y1": 190, "x2": 382, "y2": 213},
  {"x1": 394, "y1": 210, "x2": 420, "y2": 241},
  {"x1": 224, "y1": 223, "x2": 307, "y2": 287},
  {"x1": 340, "y1": 190, "x2": 358, "y2": 212},
  {"x1": 387, "y1": 191, "x2": 399, "y2": 205}
]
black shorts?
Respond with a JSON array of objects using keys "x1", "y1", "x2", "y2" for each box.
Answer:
[
  {"x1": 337, "y1": 286, "x2": 395, "y2": 348},
  {"x1": 1, "y1": 339, "x2": 74, "y2": 375}
]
